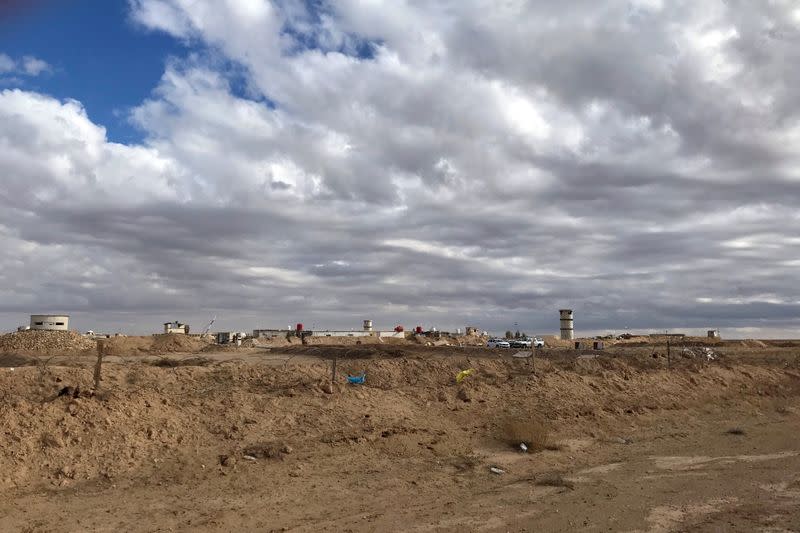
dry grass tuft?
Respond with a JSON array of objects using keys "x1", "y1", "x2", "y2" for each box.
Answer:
[
  {"x1": 499, "y1": 415, "x2": 550, "y2": 452},
  {"x1": 151, "y1": 356, "x2": 213, "y2": 368},
  {"x1": 449, "y1": 454, "x2": 481, "y2": 472}
]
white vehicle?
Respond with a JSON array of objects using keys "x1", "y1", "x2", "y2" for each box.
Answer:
[
  {"x1": 532, "y1": 337, "x2": 545, "y2": 348},
  {"x1": 487, "y1": 338, "x2": 511, "y2": 348},
  {"x1": 509, "y1": 338, "x2": 532, "y2": 348}
]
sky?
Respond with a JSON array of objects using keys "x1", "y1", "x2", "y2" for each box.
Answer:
[{"x1": 1, "y1": 0, "x2": 799, "y2": 337}]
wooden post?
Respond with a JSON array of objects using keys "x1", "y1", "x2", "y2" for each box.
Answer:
[
  {"x1": 331, "y1": 356, "x2": 337, "y2": 384},
  {"x1": 93, "y1": 340, "x2": 105, "y2": 393},
  {"x1": 666, "y1": 337, "x2": 671, "y2": 370}
]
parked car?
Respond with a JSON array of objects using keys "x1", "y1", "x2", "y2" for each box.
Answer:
[
  {"x1": 487, "y1": 338, "x2": 510, "y2": 348},
  {"x1": 532, "y1": 337, "x2": 545, "y2": 348},
  {"x1": 509, "y1": 338, "x2": 532, "y2": 348}
]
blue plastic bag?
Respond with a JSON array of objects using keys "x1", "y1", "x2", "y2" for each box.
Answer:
[{"x1": 346, "y1": 373, "x2": 366, "y2": 384}]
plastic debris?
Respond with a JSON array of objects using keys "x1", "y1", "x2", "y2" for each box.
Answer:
[
  {"x1": 490, "y1": 467, "x2": 506, "y2": 475},
  {"x1": 346, "y1": 373, "x2": 366, "y2": 385},
  {"x1": 520, "y1": 443, "x2": 528, "y2": 452},
  {"x1": 681, "y1": 347, "x2": 717, "y2": 361},
  {"x1": 456, "y1": 369, "x2": 474, "y2": 383},
  {"x1": 242, "y1": 455, "x2": 258, "y2": 462}
]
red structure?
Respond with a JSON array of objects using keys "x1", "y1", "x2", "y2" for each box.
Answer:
[
  {"x1": 394, "y1": 325, "x2": 405, "y2": 332},
  {"x1": 296, "y1": 323, "x2": 304, "y2": 332},
  {"x1": 415, "y1": 326, "x2": 423, "y2": 334}
]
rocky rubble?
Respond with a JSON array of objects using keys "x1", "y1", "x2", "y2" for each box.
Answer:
[{"x1": 0, "y1": 330, "x2": 96, "y2": 356}]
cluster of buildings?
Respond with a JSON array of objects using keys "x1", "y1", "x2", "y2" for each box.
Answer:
[
  {"x1": 13, "y1": 310, "x2": 722, "y2": 343},
  {"x1": 247, "y1": 320, "x2": 482, "y2": 344}
]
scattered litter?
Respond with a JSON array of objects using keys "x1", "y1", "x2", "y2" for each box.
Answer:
[
  {"x1": 346, "y1": 373, "x2": 366, "y2": 385},
  {"x1": 520, "y1": 443, "x2": 528, "y2": 453},
  {"x1": 682, "y1": 347, "x2": 717, "y2": 361},
  {"x1": 456, "y1": 369, "x2": 474, "y2": 383},
  {"x1": 511, "y1": 351, "x2": 532, "y2": 359},
  {"x1": 490, "y1": 467, "x2": 505, "y2": 475},
  {"x1": 242, "y1": 455, "x2": 257, "y2": 462}
]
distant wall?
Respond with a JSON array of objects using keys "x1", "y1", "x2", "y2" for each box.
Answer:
[
  {"x1": 377, "y1": 331, "x2": 405, "y2": 338},
  {"x1": 312, "y1": 331, "x2": 371, "y2": 337},
  {"x1": 253, "y1": 329, "x2": 291, "y2": 338}
]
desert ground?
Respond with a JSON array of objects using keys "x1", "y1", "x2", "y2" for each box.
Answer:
[{"x1": 1, "y1": 331, "x2": 799, "y2": 532}]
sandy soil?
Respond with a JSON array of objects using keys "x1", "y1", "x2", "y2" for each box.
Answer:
[{"x1": 0, "y1": 342, "x2": 799, "y2": 532}]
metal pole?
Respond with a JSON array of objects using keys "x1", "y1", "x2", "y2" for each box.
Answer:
[{"x1": 666, "y1": 331, "x2": 671, "y2": 369}]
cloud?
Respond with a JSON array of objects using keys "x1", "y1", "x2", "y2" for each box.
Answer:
[
  {"x1": 0, "y1": 53, "x2": 50, "y2": 78},
  {"x1": 21, "y1": 55, "x2": 50, "y2": 76},
  {"x1": 1, "y1": 1, "x2": 799, "y2": 335},
  {"x1": 0, "y1": 54, "x2": 14, "y2": 73}
]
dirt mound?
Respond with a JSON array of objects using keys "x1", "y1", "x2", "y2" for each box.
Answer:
[
  {"x1": 303, "y1": 335, "x2": 407, "y2": 346},
  {"x1": 286, "y1": 345, "x2": 414, "y2": 359},
  {"x1": 151, "y1": 334, "x2": 210, "y2": 353},
  {"x1": 0, "y1": 330, "x2": 96, "y2": 356},
  {"x1": 251, "y1": 336, "x2": 302, "y2": 347},
  {"x1": 0, "y1": 355, "x2": 794, "y2": 494},
  {"x1": 102, "y1": 334, "x2": 211, "y2": 356},
  {"x1": 455, "y1": 335, "x2": 489, "y2": 346},
  {"x1": 101, "y1": 336, "x2": 153, "y2": 355},
  {"x1": 542, "y1": 336, "x2": 598, "y2": 348}
]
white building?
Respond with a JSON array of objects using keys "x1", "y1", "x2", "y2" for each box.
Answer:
[
  {"x1": 164, "y1": 321, "x2": 189, "y2": 334},
  {"x1": 30, "y1": 315, "x2": 69, "y2": 331}
]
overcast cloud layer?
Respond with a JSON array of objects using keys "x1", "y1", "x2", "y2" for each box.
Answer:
[{"x1": 1, "y1": 0, "x2": 800, "y2": 336}]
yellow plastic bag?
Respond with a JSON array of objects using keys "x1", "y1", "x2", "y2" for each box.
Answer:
[{"x1": 456, "y1": 369, "x2": 474, "y2": 383}]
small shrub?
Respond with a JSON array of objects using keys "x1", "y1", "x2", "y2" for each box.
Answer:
[
  {"x1": 242, "y1": 441, "x2": 289, "y2": 460},
  {"x1": 39, "y1": 431, "x2": 63, "y2": 449},
  {"x1": 125, "y1": 366, "x2": 146, "y2": 385},
  {"x1": 449, "y1": 454, "x2": 481, "y2": 472}
]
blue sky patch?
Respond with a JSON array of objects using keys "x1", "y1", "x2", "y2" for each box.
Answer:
[{"x1": 0, "y1": 0, "x2": 186, "y2": 143}]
